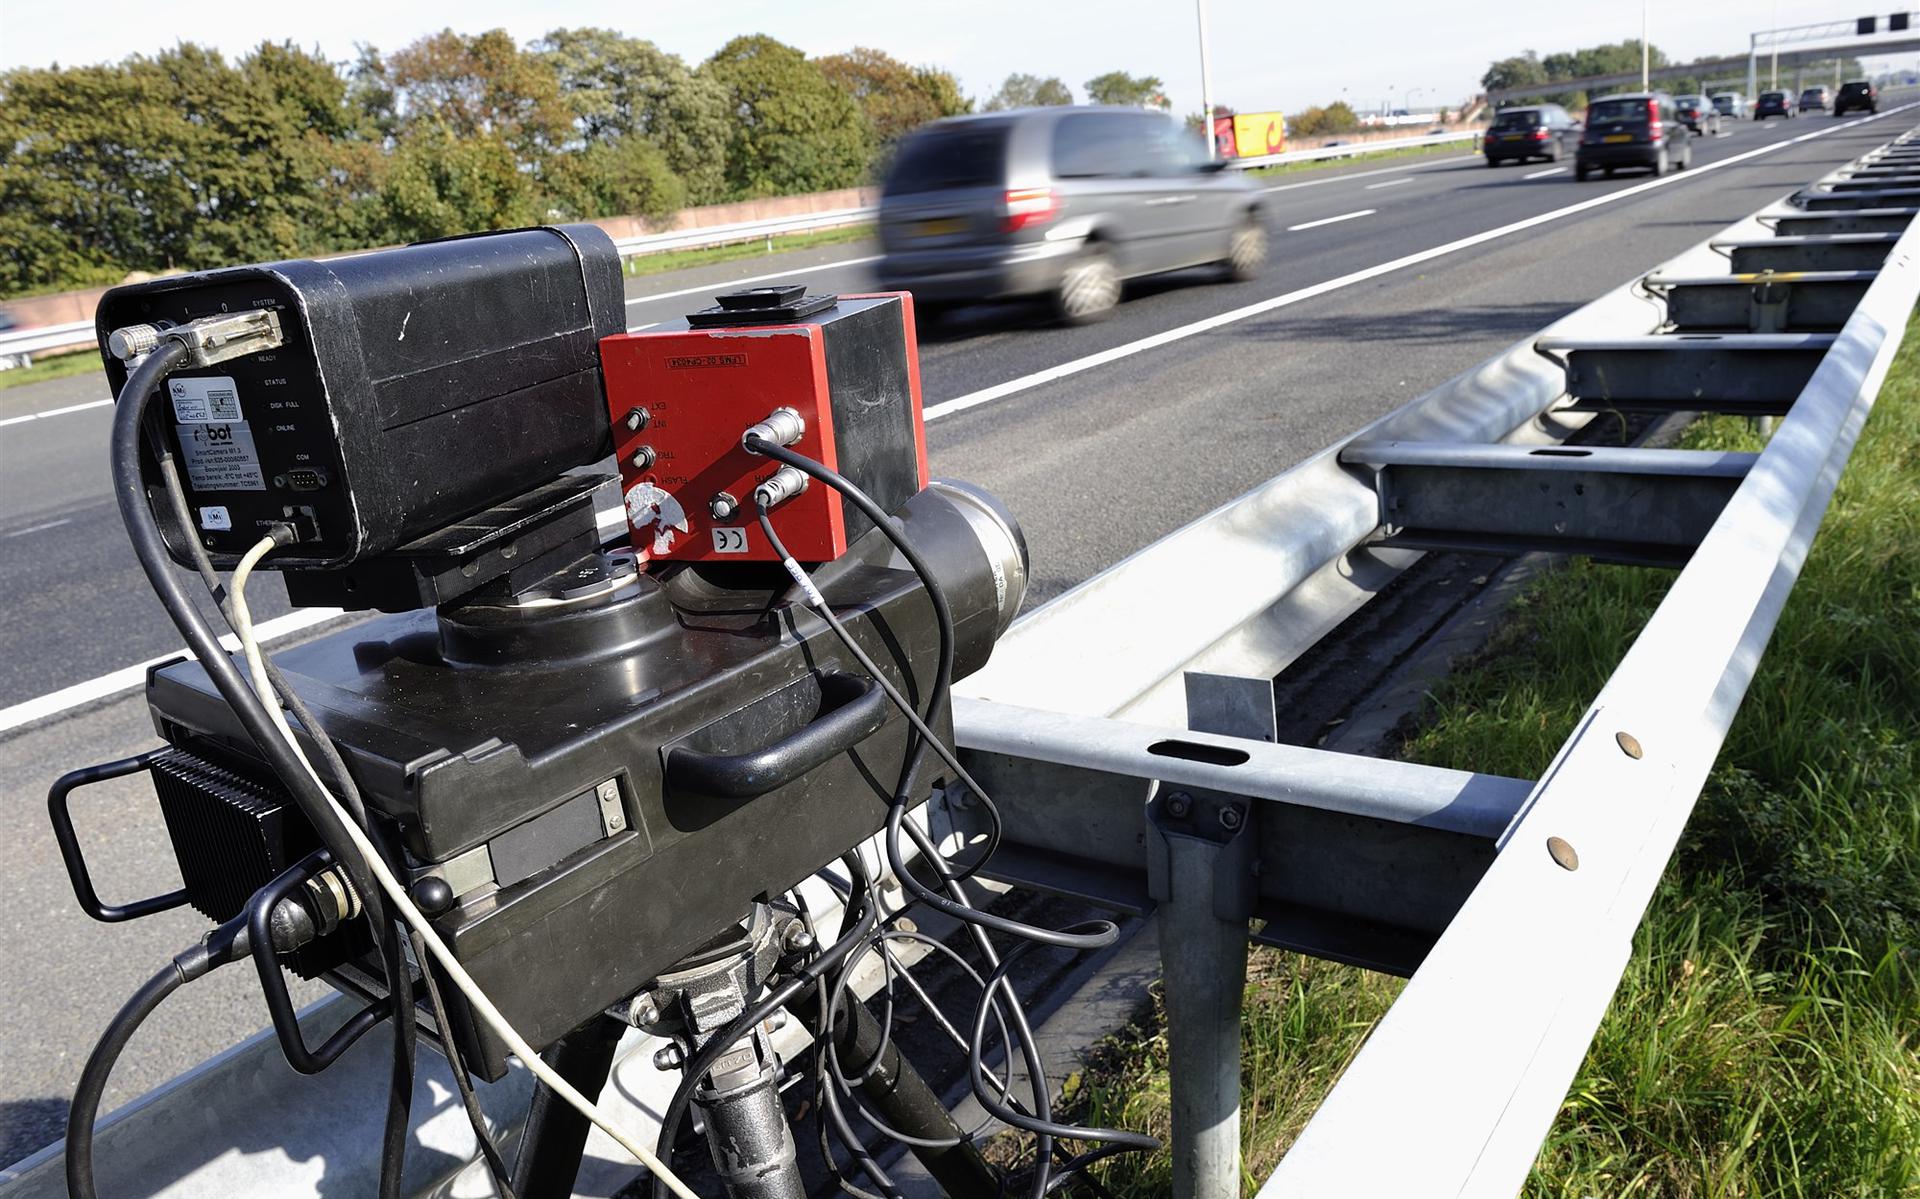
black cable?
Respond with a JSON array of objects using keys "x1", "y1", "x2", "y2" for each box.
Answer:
[
  {"x1": 157, "y1": 440, "x2": 416, "y2": 1197},
  {"x1": 67, "y1": 915, "x2": 249, "y2": 1199},
  {"x1": 650, "y1": 851, "x2": 884, "y2": 1199},
  {"x1": 750, "y1": 468, "x2": 1159, "y2": 1192},
  {"x1": 109, "y1": 343, "x2": 383, "y2": 923},
  {"x1": 113, "y1": 347, "x2": 415, "y2": 1195},
  {"x1": 411, "y1": 929, "x2": 518, "y2": 1199}
]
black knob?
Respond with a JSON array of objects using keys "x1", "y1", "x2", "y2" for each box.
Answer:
[{"x1": 412, "y1": 876, "x2": 456, "y2": 916}]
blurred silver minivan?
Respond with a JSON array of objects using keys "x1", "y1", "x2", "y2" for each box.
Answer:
[{"x1": 877, "y1": 107, "x2": 1266, "y2": 323}]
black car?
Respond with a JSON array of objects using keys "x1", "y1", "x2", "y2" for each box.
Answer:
[
  {"x1": 1800, "y1": 86, "x2": 1832, "y2": 112},
  {"x1": 1755, "y1": 90, "x2": 1796, "y2": 119},
  {"x1": 1576, "y1": 93, "x2": 1693, "y2": 180},
  {"x1": 1835, "y1": 80, "x2": 1880, "y2": 116},
  {"x1": 1484, "y1": 104, "x2": 1581, "y2": 166},
  {"x1": 1673, "y1": 94, "x2": 1722, "y2": 136}
]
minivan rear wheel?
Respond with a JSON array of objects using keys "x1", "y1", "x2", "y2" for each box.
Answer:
[
  {"x1": 1224, "y1": 217, "x2": 1267, "y2": 282},
  {"x1": 1055, "y1": 247, "x2": 1120, "y2": 324}
]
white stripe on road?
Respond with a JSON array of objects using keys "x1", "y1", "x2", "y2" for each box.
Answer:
[
  {"x1": 921, "y1": 104, "x2": 1907, "y2": 426},
  {"x1": 1262, "y1": 155, "x2": 1478, "y2": 194},
  {"x1": 0, "y1": 606, "x2": 346, "y2": 734},
  {"x1": 1365, "y1": 178, "x2": 1416, "y2": 190},
  {"x1": 3, "y1": 517, "x2": 71, "y2": 540},
  {"x1": 0, "y1": 397, "x2": 111, "y2": 428},
  {"x1": 5, "y1": 105, "x2": 1908, "y2": 733},
  {"x1": 1523, "y1": 166, "x2": 1568, "y2": 179},
  {"x1": 623, "y1": 256, "x2": 882, "y2": 307},
  {"x1": 1287, "y1": 209, "x2": 1377, "y2": 231}
]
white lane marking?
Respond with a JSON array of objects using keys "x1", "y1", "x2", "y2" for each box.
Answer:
[
  {"x1": 6, "y1": 106, "x2": 1909, "y2": 732},
  {"x1": 0, "y1": 605, "x2": 346, "y2": 734},
  {"x1": 3, "y1": 517, "x2": 71, "y2": 540},
  {"x1": 1288, "y1": 209, "x2": 1377, "y2": 231},
  {"x1": 623, "y1": 256, "x2": 882, "y2": 307},
  {"x1": 1262, "y1": 155, "x2": 1479, "y2": 193},
  {"x1": 631, "y1": 322, "x2": 659, "y2": 332},
  {"x1": 922, "y1": 104, "x2": 1908, "y2": 426},
  {"x1": 1523, "y1": 166, "x2": 1568, "y2": 180},
  {"x1": 0, "y1": 397, "x2": 111, "y2": 428},
  {"x1": 1365, "y1": 178, "x2": 1416, "y2": 190},
  {"x1": 0, "y1": 506, "x2": 633, "y2": 734}
]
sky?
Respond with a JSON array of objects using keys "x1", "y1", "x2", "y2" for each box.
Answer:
[{"x1": 1, "y1": 0, "x2": 1912, "y2": 114}]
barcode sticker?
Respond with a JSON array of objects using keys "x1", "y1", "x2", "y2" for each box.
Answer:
[{"x1": 169, "y1": 376, "x2": 242, "y2": 423}]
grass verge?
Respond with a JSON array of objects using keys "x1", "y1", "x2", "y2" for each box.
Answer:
[
  {"x1": 0, "y1": 350, "x2": 101, "y2": 392},
  {"x1": 1069, "y1": 316, "x2": 1920, "y2": 1195},
  {"x1": 621, "y1": 223, "x2": 874, "y2": 279}
]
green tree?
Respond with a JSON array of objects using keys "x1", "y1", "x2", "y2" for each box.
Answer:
[
  {"x1": 1084, "y1": 70, "x2": 1164, "y2": 107},
  {"x1": 546, "y1": 134, "x2": 685, "y2": 223},
  {"x1": 817, "y1": 47, "x2": 970, "y2": 144},
  {"x1": 1483, "y1": 51, "x2": 1547, "y2": 94},
  {"x1": 982, "y1": 72, "x2": 1072, "y2": 110},
  {"x1": 0, "y1": 42, "x2": 367, "y2": 297},
  {"x1": 699, "y1": 35, "x2": 873, "y2": 198},
  {"x1": 378, "y1": 120, "x2": 542, "y2": 240},
  {"x1": 535, "y1": 27, "x2": 730, "y2": 205},
  {"x1": 382, "y1": 29, "x2": 572, "y2": 158}
]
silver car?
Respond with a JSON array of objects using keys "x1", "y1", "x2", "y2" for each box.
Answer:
[{"x1": 877, "y1": 107, "x2": 1267, "y2": 323}]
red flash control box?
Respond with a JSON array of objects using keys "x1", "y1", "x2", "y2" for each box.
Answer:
[{"x1": 598, "y1": 288, "x2": 928, "y2": 563}]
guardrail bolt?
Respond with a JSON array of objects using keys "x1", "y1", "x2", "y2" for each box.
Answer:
[
  {"x1": 1546, "y1": 836, "x2": 1580, "y2": 871},
  {"x1": 1165, "y1": 792, "x2": 1192, "y2": 819},
  {"x1": 1616, "y1": 731, "x2": 1644, "y2": 759},
  {"x1": 1218, "y1": 806, "x2": 1244, "y2": 831}
]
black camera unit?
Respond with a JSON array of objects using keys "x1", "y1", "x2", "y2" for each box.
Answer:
[{"x1": 53, "y1": 224, "x2": 1051, "y2": 1198}]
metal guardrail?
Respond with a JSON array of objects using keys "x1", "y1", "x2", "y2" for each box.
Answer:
[
  {"x1": 952, "y1": 126, "x2": 1920, "y2": 1197},
  {"x1": 5, "y1": 123, "x2": 1914, "y2": 1199},
  {"x1": 0, "y1": 318, "x2": 94, "y2": 364}
]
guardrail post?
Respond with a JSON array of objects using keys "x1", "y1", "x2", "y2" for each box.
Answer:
[{"x1": 1145, "y1": 674, "x2": 1270, "y2": 1199}]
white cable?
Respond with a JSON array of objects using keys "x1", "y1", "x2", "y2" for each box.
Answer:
[{"x1": 227, "y1": 536, "x2": 702, "y2": 1199}]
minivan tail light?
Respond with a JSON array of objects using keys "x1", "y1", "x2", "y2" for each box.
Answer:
[
  {"x1": 1003, "y1": 188, "x2": 1057, "y2": 232},
  {"x1": 1532, "y1": 127, "x2": 1550, "y2": 140},
  {"x1": 1646, "y1": 98, "x2": 1662, "y2": 141}
]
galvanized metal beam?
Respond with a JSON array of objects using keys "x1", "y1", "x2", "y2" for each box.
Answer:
[
  {"x1": 1799, "y1": 185, "x2": 1920, "y2": 210},
  {"x1": 1646, "y1": 270, "x2": 1877, "y2": 331},
  {"x1": 1772, "y1": 209, "x2": 1917, "y2": 235},
  {"x1": 1340, "y1": 440, "x2": 1755, "y2": 564},
  {"x1": 1715, "y1": 233, "x2": 1898, "y2": 272},
  {"x1": 952, "y1": 697, "x2": 1534, "y2": 974}
]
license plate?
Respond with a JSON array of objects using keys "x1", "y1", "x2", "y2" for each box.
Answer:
[
  {"x1": 1499, "y1": 133, "x2": 1523, "y2": 141},
  {"x1": 1603, "y1": 133, "x2": 1634, "y2": 144},
  {"x1": 914, "y1": 218, "x2": 967, "y2": 238}
]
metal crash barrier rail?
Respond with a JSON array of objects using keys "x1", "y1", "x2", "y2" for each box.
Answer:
[{"x1": 949, "y1": 125, "x2": 1920, "y2": 1198}]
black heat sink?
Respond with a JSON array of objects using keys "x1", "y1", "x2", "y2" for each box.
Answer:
[{"x1": 148, "y1": 747, "x2": 365, "y2": 978}]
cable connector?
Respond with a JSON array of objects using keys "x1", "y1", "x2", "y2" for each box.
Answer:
[
  {"x1": 742, "y1": 408, "x2": 805, "y2": 452},
  {"x1": 108, "y1": 310, "x2": 284, "y2": 369},
  {"x1": 753, "y1": 465, "x2": 809, "y2": 510}
]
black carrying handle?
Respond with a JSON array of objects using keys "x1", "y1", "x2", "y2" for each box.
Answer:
[
  {"x1": 247, "y1": 850, "x2": 390, "y2": 1074},
  {"x1": 665, "y1": 672, "x2": 889, "y2": 800},
  {"x1": 48, "y1": 750, "x2": 190, "y2": 923}
]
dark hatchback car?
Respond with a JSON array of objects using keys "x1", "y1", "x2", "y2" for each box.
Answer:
[
  {"x1": 1800, "y1": 86, "x2": 1832, "y2": 112},
  {"x1": 1575, "y1": 93, "x2": 1693, "y2": 180},
  {"x1": 1484, "y1": 104, "x2": 1581, "y2": 165},
  {"x1": 876, "y1": 108, "x2": 1265, "y2": 324},
  {"x1": 1835, "y1": 80, "x2": 1880, "y2": 115},
  {"x1": 1755, "y1": 90, "x2": 1797, "y2": 119},
  {"x1": 1674, "y1": 94, "x2": 1722, "y2": 135}
]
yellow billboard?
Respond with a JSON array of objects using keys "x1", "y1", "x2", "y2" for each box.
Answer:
[{"x1": 1231, "y1": 111, "x2": 1287, "y2": 158}]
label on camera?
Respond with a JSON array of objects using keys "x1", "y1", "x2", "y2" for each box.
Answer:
[
  {"x1": 168, "y1": 376, "x2": 242, "y2": 423},
  {"x1": 711, "y1": 527, "x2": 749, "y2": 554},
  {"x1": 176, "y1": 421, "x2": 266, "y2": 492},
  {"x1": 198, "y1": 506, "x2": 232, "y2": 531}
]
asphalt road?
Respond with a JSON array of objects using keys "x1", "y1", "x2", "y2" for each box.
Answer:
[{"x1": 1, "y1": 105, "x2": 1912, "y2": 1168}]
